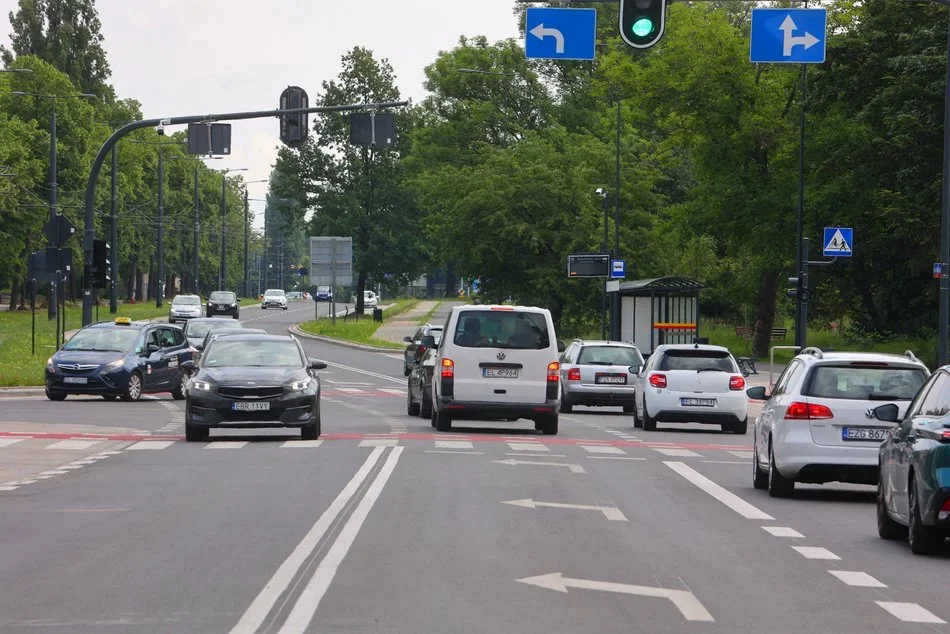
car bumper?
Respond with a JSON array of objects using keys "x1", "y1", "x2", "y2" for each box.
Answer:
[
  {"x1": 316, "y1": 295, "x2": 332, "y2": 302},
  {"x1": 45, "y1": 370, "x2": 131, "y2": 395},
  {"x1": 169, "y1": 312, "x2": 201, "y2": 321},
  {"x1": 773, "y1": 426, "x2": 882, "y2": 484},
  {"x1": 646, "y1": 390, "x2": 748, "y2": 424},
  {"x1": 437, "y1": 397, "x2": 559, "y2": 420},
  {"x1": 186, "y1": 392, "x2": 317, "y2": 427},
  {"x1": 261, "y1": 301, "x2": 286, "y2": 308},
  {"x1": 563, "y1": 383, "x2": 636, "y2": 406},
  {"x1": 207, "y1": 306, "x2": 238, "y2": 315}
]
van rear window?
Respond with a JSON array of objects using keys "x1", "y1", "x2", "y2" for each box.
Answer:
[{"x1": 453, "y1": 311, "x2": 549, "y2": 350}]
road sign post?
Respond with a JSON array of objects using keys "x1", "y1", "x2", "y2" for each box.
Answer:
[
  {"x1": 310, "y1": 237, "x2": 353, "y2": 325},
  {"x1": 525, "y1": 8, "x2": 597, "y2": 61}
]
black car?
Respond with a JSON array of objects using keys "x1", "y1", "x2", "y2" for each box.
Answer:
[
  {"x1": 45, "y1": 317, "x2": 191, "y2": 401},
  {"x1": 181, "y1": 334, "x2": 327, "y2": 442},
  {"x1": 182, "y1": 317, "x2": 244, "y2": 350},
  {"x1": 403, "y1": 323, "x2": 443, "y2": 376},
  {"x1": 206, "y1": 290, "x2": 239, "y2": 318},
  {"x1": 407, "y1": 341, "x2": 437, "y2": 419}
]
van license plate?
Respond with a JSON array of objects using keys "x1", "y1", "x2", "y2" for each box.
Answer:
[
  {"x1": 483, "y1": 368, "x2": 518, "y2": 379},
  {"x1": 63, "y1": 376, "x2": 87, "y2": 384},
  {"x1": 596, "y1": 374, "x2": 626, "y2": 385},
  {"x1": 232, "y1": 401, "x2": 270, "y2": 412},
  {"x1": 681, "y1": 398, "x2": 715, "y2": 407},
  {"x1": 842, "y1": 427, "x2": 886, "y2": 441}
]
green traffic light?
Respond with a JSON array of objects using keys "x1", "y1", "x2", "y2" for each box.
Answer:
[{"x1": 631, "y1": 18, "x2": 654, "y2": 37}]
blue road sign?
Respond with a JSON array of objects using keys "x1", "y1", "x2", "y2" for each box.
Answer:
[
  {"x1": 934, "y1": 263, "x2": 944, "y2": 279},
  {"x1": 750, "y1": 8, "x2": 827, "y2": 64},
  {"x1": 525, "y1": 8, "x2": 597, "y2": 62},
  {"x1": 823, "y1": 227, "x2": 853, "y2": 258},
  {"x1": 611, "y1": 259, "x2": 626, "y2": 279}
]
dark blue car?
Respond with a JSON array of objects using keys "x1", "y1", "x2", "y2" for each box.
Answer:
[{"x1": 44, "y1": 317, "x2": 193, "y2": 402}]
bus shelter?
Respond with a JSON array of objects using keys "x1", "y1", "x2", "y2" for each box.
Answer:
[{"x1": 611, "y1": 277, "x2": 705, "y2": 356}]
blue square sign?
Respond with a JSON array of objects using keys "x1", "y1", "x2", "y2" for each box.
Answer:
[
  {"x1": 525, "y1": 8, "x2": 597, "y2": 62},
  {"x1": 822, "y1": 227, "x2": 853, "y2": 258},
  {"x1": 750, "y1": 8, "x2": 827, "y2": 64},
  {"x1": 611, "y1": 259, "x2": 626, "y2": 279}
]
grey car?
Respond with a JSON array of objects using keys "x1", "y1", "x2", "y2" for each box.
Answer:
[
  {"x1": 168, "y1": 294, "x2": 203, "y2": 324},
  {"x1": 559, "y1": 340, "x2": 644, "y2": 413}
]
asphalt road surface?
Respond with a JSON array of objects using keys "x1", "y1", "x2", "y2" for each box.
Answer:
[{"x1": 1, "y1": 301, "x2": 947, "y2": 633}]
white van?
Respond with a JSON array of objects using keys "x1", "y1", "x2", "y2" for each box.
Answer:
[{"x1": 428, "y1": 305, "x2": 562, "y2": 434}]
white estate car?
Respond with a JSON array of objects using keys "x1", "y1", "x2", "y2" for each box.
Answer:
[
  {"x1": 261, "y1": 288, "x2": 288, "y2": 310},
  {"x1": 429, "y1": 304, "x2": 561, "y2": 435},
  {"x1": 749, "y1": 347, "x2": 929, "y2": 498},
  {"x1": 634, "y1": 343, "x2": 749, "y2": 434}
]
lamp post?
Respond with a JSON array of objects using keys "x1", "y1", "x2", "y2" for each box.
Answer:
[
  {"x1": 219, "y1": 168, "x2": 248, "y2": 290},
  {"x1": 242, "y1": 180, "x2": 268, "y2": 298},
  {"x1": 457, "y1": 68, "x2": 516, "y2": 146},
  {"x1": 596, "y1": 188, "x2": 609, "y2": 340}
]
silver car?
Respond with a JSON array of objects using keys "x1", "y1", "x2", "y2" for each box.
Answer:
[
  {"x1": 168, "y1": 294, "x2": 202, "y2": 324},
  {"x1": 559, "y1": 340, "x2": 644, "y2": 413}
]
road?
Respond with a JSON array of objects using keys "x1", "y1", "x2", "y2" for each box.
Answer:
[{"x1": 0, "y1": 300, "x2": 947, "y2": 633}]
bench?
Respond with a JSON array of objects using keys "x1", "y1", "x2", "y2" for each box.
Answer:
[{"x1": 734, "y1": 326, "x2": 789, "y2": 376}]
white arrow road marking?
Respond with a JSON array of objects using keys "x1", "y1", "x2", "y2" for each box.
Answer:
[
  {"x1": 529, "y1": 23, "x2": 565, "y2": 54},
  {"x1": 780, "y1": 15, "x2": 820, "y2": 57},
  {"x1": 494, "y1": 458, "x2": 585, "y2": 473},
  {"x1": 503, "y1": 498, "x2": 627, "y2": 521},
  {"x1": 518, "y1": 573, "x2": 714, "y2": 622}
]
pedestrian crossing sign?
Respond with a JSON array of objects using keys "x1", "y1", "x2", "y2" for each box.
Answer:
[{"x1": 822, "y1": 227, "x2": 853, "y2": 257}]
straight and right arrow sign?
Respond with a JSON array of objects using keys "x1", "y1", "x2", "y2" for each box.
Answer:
[{"x1": 750, "y1": 8, "x2": 827, "y2": 64}]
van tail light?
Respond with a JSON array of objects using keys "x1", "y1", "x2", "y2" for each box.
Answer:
[
  {"x1": 785, "y1": 402, "x2": 834, "y2": 420},
  {"x1": 941, "y1": 429, "x2": 950, "y2": 443},
  {"x1": 547, "y1": 362, "x2": 560, "y2": 382},
  {"x1": 417, "y1": 345, "x2": 427, "y2": 356},
  {"x1": 648, "y1": 373, "x2": 667, "y2": 389},
  {"x1": 729, "y1": 375, "x2": 745, "y2": 391},
  {"x1": 567, "y1": 367, "x2": 581, "y2": 382},
  {"x1": 441, "y1": 358, "x2": 455, "y2": 379},
  {"x1": 938, "y1": 499, "x2": 950, "y2": 521}
]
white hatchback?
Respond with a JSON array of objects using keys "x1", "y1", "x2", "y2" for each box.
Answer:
[
  {"x1": 634, "y1": 344, "x2": 749, "y2": 434},
  {"x1": 429, "y1": 305, "x2": 561, "y2": 434},
  {"x1": 749, "y1": 347, "x2": 929, "y2": 498}
]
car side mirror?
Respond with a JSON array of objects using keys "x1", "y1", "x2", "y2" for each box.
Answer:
[
  {"x1": 421, "y1": 335, "x2": 436, "y2": 349},
  {"x1": 746, "y1": 386, "x2": 768, "y2": 400},
  {"x1": 309, "y1": 358, "x2": 328, "y2": 371},
  {"x1": 403, "y1": 336, "x2": 413, "y2": 343},
  {"x1": 870, "y1": 403, "x2": 900, "y2": 423},
  {"x1": 557, "y1": 340, "x2": 566, "y2": 353},
  {"x1": 180, "y1": 360, "x2": 195, "y2": 372},
  {"x1": 628, "y1": 365, "x2": 641, "y2": 375},
  {"x1": 146, "y1": 343, "x2": 160, "y2": 355}
]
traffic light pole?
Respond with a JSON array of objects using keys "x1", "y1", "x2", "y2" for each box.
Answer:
[
  {"x1": 193, "y1": 160, "x2": 200, "y2": 295},
  {"x1": 109, "y1": 144, "x2": 118, "y2": 313},
  {"x1": 610, "y1": 98, "x2": 622, "y2": 342},
  {"x1": 939, "y1": 8, "x2": 950, "y2": 366},
  {"x1": 156, "y1": 151, "x2": 165, "y2": 308},
  {"x1": 48, "y1": 98, "x2": 58, "y2": 322},
  {"x1": 220, "y1": 172, "x2": 227, "y2": 291},
  {"x1": 243, "y1": 187, "x2": 249, "y2": 298}
]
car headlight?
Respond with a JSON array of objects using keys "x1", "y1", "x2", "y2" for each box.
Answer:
[
  {"x1": 101, "y1": 359, "x2": 124, "y2": 372},
  {"x1": 46, "y1": 357, "x2": 56, "y2": 373},
  {"x1": 288, "y1": 377, "x2": 312, "y2": 391},
  {"x1": 192, "y1": 379, "x2": 213, "y2": 392}
]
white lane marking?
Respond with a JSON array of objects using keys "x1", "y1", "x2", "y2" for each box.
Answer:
[
  {"x1": 324, "y1": 361, "x2": 405, "y2": 385},
  {"x1": 664, "y1": 462, "x2": 773, "y2": 520},
  {"x1": 762, "y1": 526, "x2": 804, "y2": 538},
  {"x1": 505, "y1": 453, "x2": 567, "y2": 458},
  {"x1": 0, "y1": 485, "x2": 18, "y2": 491},
  {"x1": 281, "y1": 440, "x2": 324, "y2": 448},
  {"x1": 876, "y1": 602, "x2": 946, "y2": 624},
  {"x1": 230, "y1": 447, "x2": 386, "y2": 634},
  {"x1": 44, "y1": 440, "x2": 102, "y2": 451},
  {"x1": 277, "y1": 447, "x2": 404, "y2": 633},
  {"x1": 508, "y1": 442, "x2": 548, "y2": 452},
  {"x1": 39, "y1": 470, "x2": 69, "y2": 476},
  {"x1": 702, "y1": 460, "x2": 749, "y2": 465},
  {"x1": 581, "y1": 445, "x2": 626, "y2": 455},
  {"x1": 205, "y1": 442, "x2": 248, "y2": 449},
  {"x1": 829, "y1": 571, "x2": 886, "y2": 588},
  {"x1": 359, "y1": 438, "x2": 399, "y2": 447},
  {"x1": 126, "y1": 441, "x2": 175, "y2": 450},
  {"x1": 654, "y1": 448, "x2": 702, "y2": 457},
  {"x1": 434, "y1": 440, "x2": 474, "y2": 450},
  {"x1": 0, "y1": 438, "x2": 26, "y2": 448},
  {"x1": 383, "y1": 354, "x2": 404, "y2": 360},
  {"x1": 424, "y1": 450, "x2": 485, "y2": 455},
  {"x1": 380, "y1": 388, "x2": 404, "y2": 395},
  {"x1": 58, "y1": 465, "x2": 85, "y2": 470},
  {"x1": 792, "y1": 546, "x2": 840, "y2": 560},
  {"x1": 728, "y1": 450, "x2": 754, "y2": 459},
  {"x1": 494, "y1": 458, "x2": 585, "y2": 473},
  {"x1": 589, "y1": 456, "x2": 648, "y2": 461}
]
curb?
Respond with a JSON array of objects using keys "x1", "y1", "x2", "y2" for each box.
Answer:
[
  {"x1": 288, "y1": 324, "x2": 402, "y2": 354},
  {"x1": 0, "y1": 387, "x2": 45, "y2": 396}
]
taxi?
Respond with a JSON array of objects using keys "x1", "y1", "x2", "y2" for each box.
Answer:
[{"x1": 44, "y1": 317, "x2": 193, "y2": 401}]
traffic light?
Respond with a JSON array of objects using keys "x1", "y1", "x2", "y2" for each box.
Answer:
[
  {"x1": 619, "y1": 0, "x2": 667, "y2": 50},
  {"x1": 786, "y1": 277, "x2": 799, "y2": 299},
  {"x1": 279, "y1": 86, "x2": 309, "y2": 148},
  {"x1": 91, "y1": 239, "x2": 111, "y2": 289}
]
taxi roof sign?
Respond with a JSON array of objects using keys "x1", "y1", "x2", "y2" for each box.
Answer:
[{"x1": 114, "y1": 317, "x2": 132, "y2": 325}]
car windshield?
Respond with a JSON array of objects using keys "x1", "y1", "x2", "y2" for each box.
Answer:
[
  {"x1": 317, "y1": 286, "x2": 330, "y2": 292},
  {"x1": 188, "y1": 320, "x2": 243, "y2": 339},
  {"x1": 578, "y1": 346, "x2": 643, "y2": 366},
  {"x1": 805, "y1": 365, "x2": 927, "y2": 401},
  {"x1": 202, "y1": 340, "x2": 303, "y2": 367},
  {"x1": 453, "y1": 310, "x2": 550, "y2": 350},
  {"x1": 209, "y1": 292, "x2": 235, "y2": 302},
  {"x1": 659, "y1": 349, "x2": 736, "y2": 372},
  {"x1": 62, "y1": 327, "x2": 139, "y2": 352},
  {"x1": 172, "y1": 296, "x2": 200, "y2": 305}
]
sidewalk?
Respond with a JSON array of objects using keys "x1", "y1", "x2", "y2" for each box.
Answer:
[{"x1": 372, "y1": 301, "x2": 440, "y2": 344}]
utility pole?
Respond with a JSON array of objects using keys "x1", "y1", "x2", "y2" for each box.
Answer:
[
  {"x1": 156, "y1": 150, "x2": 165, "y2": 308},
  {"x1": 611, "y1": 97, "x2": 622, "y2": 341},
  {"x1": 220, "y1": 172, "x2": 227, "y2": 290},
  {"x1": 244, "y1": 187, "x2": 249, "y2": 298},
  {"x1": 49, "y1": 98, "x2": 58, "y2": 322},
  {"x1": 193, "y1": 160, "x2": 200, "y2": 295},
  {"x1": 109, "y1": 143, "x2": 118, "y2": 313},
  {"x1": 794, "y1": 61, "x2": 808, "y2": 351}
]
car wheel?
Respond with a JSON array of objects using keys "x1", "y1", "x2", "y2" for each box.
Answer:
[
  {"x1": 877, "y1": 478, "x2": 908, "y2": 541},
  {"x1": 283, "y1": 306, "x2": 288, "y2": 311},
  {"x1": 45, "y1": 389, "x2": 67, "y2": 401},
  {"x1": 560, "y1": 389, "x2": 573, "y2": 413},
  {"x1": 538, "y1": 415, "x2": 559, "y2": 436},
  {"x1": 121, "y1": 372, "x2": 143, "y2": 402},
  {"x1": 730, "y1": 417, "x2": 748, "y2": 435},
  {"x1": 102, "y1": 394, "x2": 118, "y2": 401},
  {"x1": 403, "y1": 364, "x2": 412, "y2": 377},
  {"x1": 419, "y1": 388, "x2": 432, "y2": 418},
  {"x1": 184, "y1": 420, "x2": 208, "y2": 442},
  {"x1": 434, "y1": 407, "x2": 452, "y2": 432},
  {"x1": 407, "y1": 382, "x2": 420, "y2": 416},
  {"x1": 301, "y1": 415, "x2": 321, "y2": 440},
  {"x1": 261, "y1": 305, "x2": 266, "y2": 310},
  {"x1": 752, "y1": 444, "x2": 768, "y2": 490},
  {"x1": 171, "y1": 383, "x2": 185, "y2": 400},
  {"x1": 234, "y1": 313, "x2": 239, "y2": 319},
  {"x1": 641, "y1": 400, "x2": 657, "y2": 431},
  {"x1": 908, "y1": 478, "x2": 942, "y2": 555},
  {"x1": 632, "y1": 401, "x2": 642, "y2": 429},
  {"x1": 767, "y1": 441, "x2": 794, "y2": 498}
]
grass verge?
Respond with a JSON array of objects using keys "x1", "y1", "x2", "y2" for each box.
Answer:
[{"x1": 297, "y1": 300, "x2": 418, "y2": 349}]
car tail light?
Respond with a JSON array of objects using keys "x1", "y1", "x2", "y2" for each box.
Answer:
[
  {"x1": 418, "y1": 345, "x2": 427, "y2": 356},
  {"x1": 942, "y1": 429, "x2": 950, "y2": 443},
  {"x1": 441, "y1": 358, "x2": 455, "y2": 379},
  {"x1": 784, "y1": 401, "x2": 834, "y2": 420},
  {"x1": 567, "y1": 367, "x2": 581, "y2": 382},
  {"x1": 729, "y1": 375, "x2": 745, "y2": 391},
  {"x1": 648, "y1": 373, "x2": 667, "y2": 389},
  {"x1": 939, "y1": 499, "x2": 950, "y2": 521},
  {"x1": 547, "y1": 361, "x2": 560, "y2": 382}
]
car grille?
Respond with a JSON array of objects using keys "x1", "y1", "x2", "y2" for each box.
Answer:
[
  {"x1": 218, "y1": 386, "x2": 284, "y2": 399},
  {"x1": 59, "y1": 364, "x2": 100, "y2": 373}
]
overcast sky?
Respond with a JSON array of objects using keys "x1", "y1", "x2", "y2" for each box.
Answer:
[{"x1": 0, "y1": 0, "x2": 522, "y2": 227}]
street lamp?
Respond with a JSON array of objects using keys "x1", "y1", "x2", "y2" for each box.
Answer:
[
  {"x1": 457, "y1": 68, "x2": 516, "y2": 146},
  {"x1": 167, "y1": 154, "x2": 223, "y2": 295},
  {"x1": 596, "y1": 188, "x2": 610, "y2": 340},
  {"x1": 242, "y1": 180, "x2": 268, "y2": 297},
  {"x1": 219, "y1": 168, "x2": 248, "y2": 290}
]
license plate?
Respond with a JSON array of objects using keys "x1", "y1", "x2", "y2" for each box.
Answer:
[
  {"x1": 232, "y1": 401, "x2": 271, "y2": 412},
  {"x1": 681, "y1": 398, "x2": 716, "y2": 407},
  {"x1": 596, "y1": 374, "x2": 627, "y2": 385},
  {"x1": 842, "y1": 427, "x2": 887, "y2": 441},
  {"x1": 63, "y1": 376, "x2": 88, "y2": 385},
  {"x1": 483, "y1": 368, "x2": 518, "y2": 379}
]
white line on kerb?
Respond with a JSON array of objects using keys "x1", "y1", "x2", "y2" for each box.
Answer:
[
  {"x1": 230, "y1": 446, "x2": 386, "y2": 634},
  {"x1": 278, "y1": 446, "x2": 404, "y2": 633},
  {"x1": 664, "y1": 461, "x2": 773, "y2": 520}
]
